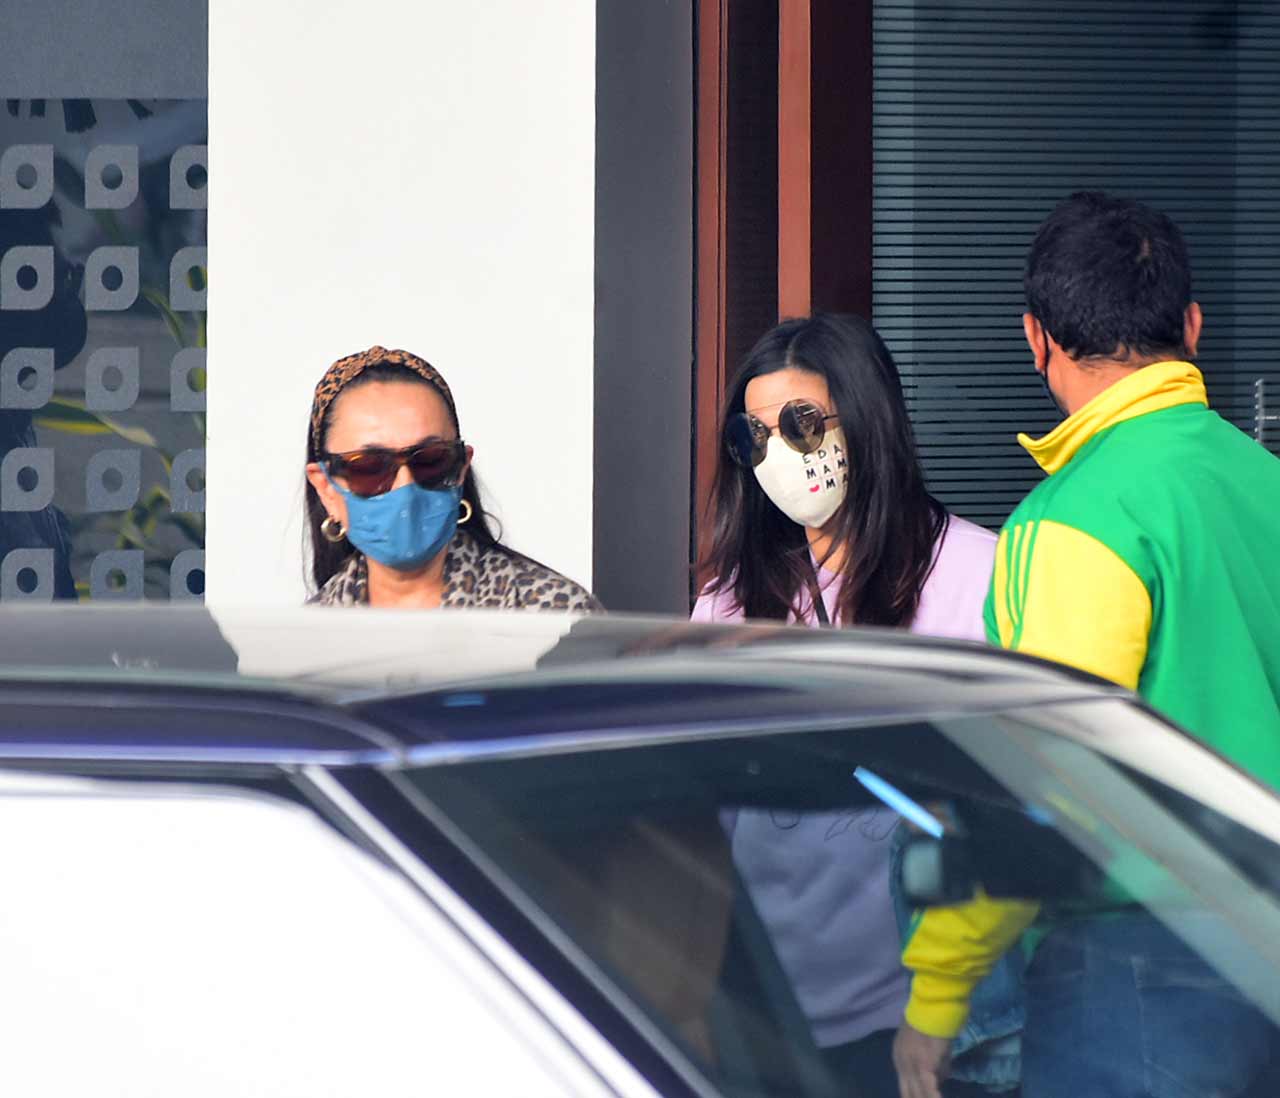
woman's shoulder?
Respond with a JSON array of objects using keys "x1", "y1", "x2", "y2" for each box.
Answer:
[
  {"x1": 926, "y1": 513, "x2": 997, "y2": 593},
  {"x1": 504, "y1": 550, "x2": 602, "y2": 612},
  {"x1": 934, "y1": 513, "x2": 998, "y2": 565},
  {"x1": 447, "y1": 531, "x2": 601, "y2": 612},
  {"x1": 308, "y1": 554, "x2": 366, "y2": 606},
  {"x1": 912, "y1": 512, "x2": 997, "y2": 640},
  {"x1": 943, "y1": 512, "x2": 998, "y2": 544}
]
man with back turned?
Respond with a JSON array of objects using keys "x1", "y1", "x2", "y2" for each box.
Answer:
[{"x1": 893, "y1": 192, "x2": 1280, "y2": 1098}]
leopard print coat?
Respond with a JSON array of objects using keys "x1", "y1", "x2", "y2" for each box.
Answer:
[{"x1": 309, "y1": 528, "x2": 602, "y2": 611}]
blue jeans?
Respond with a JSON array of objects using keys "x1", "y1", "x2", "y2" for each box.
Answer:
[{"x1": 1022, "y1": 913, "x2": 1276, "y2": 1098}]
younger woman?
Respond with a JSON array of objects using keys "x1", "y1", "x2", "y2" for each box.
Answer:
[{"x1": 693, "y1": 314, "x2": 1008, "y2": 1098}]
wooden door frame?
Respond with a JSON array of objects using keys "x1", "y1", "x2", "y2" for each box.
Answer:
[
  {"x1": 692, "y1": 0, "x2": 873, "y2": 595},
  {"x1": 778, "y1": 0, "x2": 812, "y2": 318},
  {"x1": 694, "y1": 0, "x2": 730, "y2": 572}
]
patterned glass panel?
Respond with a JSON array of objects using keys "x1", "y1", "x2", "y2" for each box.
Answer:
[{"x1": 1, "y1": 98, "x2": 206, "y2": 600}]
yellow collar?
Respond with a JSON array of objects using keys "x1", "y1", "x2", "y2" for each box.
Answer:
[{"x1": 1018, "y1": 360, "x2": 1207, "y2": 475}]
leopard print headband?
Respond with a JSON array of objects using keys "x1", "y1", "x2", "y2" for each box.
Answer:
[{"x1": 309, "y1": 345, "x2": 458, "y2": 453}]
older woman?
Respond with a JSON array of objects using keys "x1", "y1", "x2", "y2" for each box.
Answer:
[{"x1": 304, "y1": 346, "x2": 599, "y2": 611}]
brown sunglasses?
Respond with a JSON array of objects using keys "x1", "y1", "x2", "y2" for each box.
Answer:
[{"x1": 322, "y1": 438, "x2": 466, "y2": 498}]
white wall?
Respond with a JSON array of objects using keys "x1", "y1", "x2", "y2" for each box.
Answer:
[{"x1": 207, "y1": 0, "x2": 595, "y2": 605}]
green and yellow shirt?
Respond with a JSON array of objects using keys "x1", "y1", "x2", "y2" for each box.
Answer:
[{"x1": 903, "y1": 360, "x2": 1280, "y2": 1039}]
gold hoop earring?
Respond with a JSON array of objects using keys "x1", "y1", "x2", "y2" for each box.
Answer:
[
  {"x1": 458, "y1": 499, "x2": 473, "y2": 525},
  {"x1": 320, "y1": 515, "x2": 347, "y2": 543}
]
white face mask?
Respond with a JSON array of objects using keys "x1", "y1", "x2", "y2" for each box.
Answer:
[{"x1": 753, "y1": 427, "x2": 849, "y2": 529}]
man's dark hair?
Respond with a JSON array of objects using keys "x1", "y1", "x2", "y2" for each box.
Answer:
[{"x1": 1025, "y1": 191, "x2": 1192, "y2": 362}]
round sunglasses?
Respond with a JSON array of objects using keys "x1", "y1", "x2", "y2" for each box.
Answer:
[
  {"x1": 322, "y1": 438, "x2": 467, "y2": 498},
  {"x1": 725, "y1": 399, "x2": 839, "y2": 468}
]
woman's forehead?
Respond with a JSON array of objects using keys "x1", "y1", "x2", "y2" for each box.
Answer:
[
  {"x1": 744, "y1": 369, "x2": 831, "y2": 416},
  {"x1": 326, "y1": 381, "x2": 454, "y2": 449}
]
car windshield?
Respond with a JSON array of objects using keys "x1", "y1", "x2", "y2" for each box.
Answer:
[{"x1": 397, "y1": 697, "x2": 1280, "y2": 1098}]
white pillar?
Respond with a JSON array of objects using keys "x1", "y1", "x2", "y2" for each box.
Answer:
[{"x1": 207, "y1": 0, "x2": 596, "y2": 604}]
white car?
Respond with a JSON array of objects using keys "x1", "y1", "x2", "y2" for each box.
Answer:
[{"x1": 0, "y1": 605, "x2": 1277, "y2": 1097}]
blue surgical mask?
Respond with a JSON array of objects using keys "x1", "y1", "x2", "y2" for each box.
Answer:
[{"x1": 326, "y1": 470, "x2": 462, "y2": 571}]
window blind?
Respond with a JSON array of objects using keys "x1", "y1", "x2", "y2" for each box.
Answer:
[{"x1": 872, "y1": 0, "x2": 1280, "y2": 530}]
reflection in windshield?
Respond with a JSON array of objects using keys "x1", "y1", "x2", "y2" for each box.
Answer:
[
  {"x1": 855, "y1": 767, "x2": 946, "y2": 838},
  {"x1": 949, "y1": 712, "x2": 1280, "y2": 1024},
  {"x1": 400, "y1": 702, "x2": 1280, "y2": 1098}
]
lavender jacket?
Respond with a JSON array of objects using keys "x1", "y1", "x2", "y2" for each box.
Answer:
[{"x1": 691, "y1": 515, "x2": 997, "y2": 1047}]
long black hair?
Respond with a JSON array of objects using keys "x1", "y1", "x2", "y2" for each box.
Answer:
[
  {"x1": 304, "y1": 363, "x2": 503, "y2": 592},
  {"x1": 698, "y1": 313, "x2": 947, "y2": 626}
]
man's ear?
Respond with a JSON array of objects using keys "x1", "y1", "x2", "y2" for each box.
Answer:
[
  {"x1": 1183, "y1": 301, "x2": 1203, "y2": 358},
  {"x1": 1023, "y1": 313, "x2": 1047, "y2": 373}
]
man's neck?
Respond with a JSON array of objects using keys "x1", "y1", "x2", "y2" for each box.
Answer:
[{"x1": 1059, "y1": 352, "x2": 1180, "y2": 417}]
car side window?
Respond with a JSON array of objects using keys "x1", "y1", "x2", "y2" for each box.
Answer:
[
  {"x1": 402, "y1": 709, "x2": 1280, "y2": 1098},
  {"x1": 405, "y1": 744, "x2": 880, "y2": 1098}
]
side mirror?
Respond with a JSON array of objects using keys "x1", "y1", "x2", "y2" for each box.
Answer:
[
  {"x1": 900, "y1": 834, "x2": 978, "y2": 906},
  {"x1": 902, "y1": 807, "x2": 1106, "y2": 905}
]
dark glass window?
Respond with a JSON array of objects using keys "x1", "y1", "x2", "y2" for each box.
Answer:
[{"x1": 402, "y1": 701, "x2": 1280, "y2": 1097}]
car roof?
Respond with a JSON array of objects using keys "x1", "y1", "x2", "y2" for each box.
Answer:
[{"x1": 0, "y1": 605, "x2": 1127, "y2": 763}]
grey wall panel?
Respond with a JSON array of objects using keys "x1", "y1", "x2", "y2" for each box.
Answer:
[
  {"x1": 873, "y1": 0, "x2": 1280, "y2": 529},
  {"x1": 593, "y1": 0, "x2": 694, "y2": 613},
  {"x1": 0, "y1": 0, "x2": 206, "y2": 97}
]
